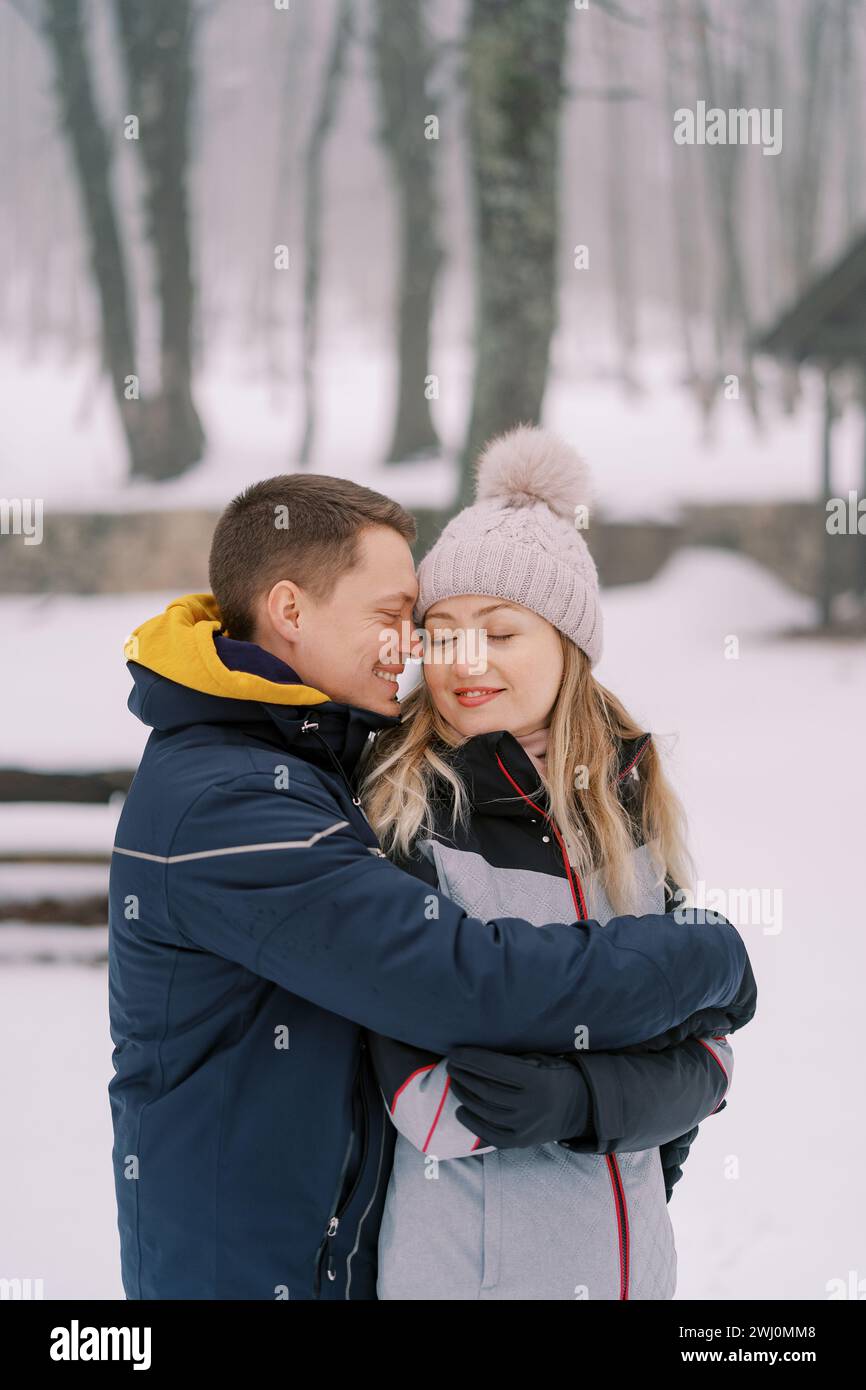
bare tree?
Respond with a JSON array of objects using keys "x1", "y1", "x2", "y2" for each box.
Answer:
[
  {"x1": 837, "y1": 0, "x2": 862, "y2": 237},
  {"x1": 790, "y1": 0, "x2": 834, "y2": 292},
  {"x1": 113, "y1": 0, "x2": 204, "y2": 479},
  {"x1": 660, "y1": 0, "x2": 700, "y2": 387},
  {"x1": 245, "y1": 0, "x2": 311, "y2": 389},
  {"x1": 371, "y1": 0, "x2": 443, "y2": 464},
  {"x1": 298, "y1": 0, "x2": 353, "y2": 467},
  {"x1": 458, "y1": 0, "x2": 571, "y2": 510},
  {"x1": 41, "y1": 0, "x2": 142, "y2": 466},
  {"x1": 600, "y1": 9, "x2": 639, "y2": 394},
  {"x1": 693, "y1": 0, "x2": 760, "y2": 421}
]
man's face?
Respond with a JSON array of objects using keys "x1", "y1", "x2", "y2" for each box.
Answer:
[{"x1": 254, "y1": 525, "x2": 420, "y2": 715}]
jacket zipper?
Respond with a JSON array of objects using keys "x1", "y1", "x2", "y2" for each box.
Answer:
[
  {"x1": 299, "y1": 720, "x2": 389, "y2": 1296},
  {"x1": 313, "y1": 1038, "x2": 372, "y2": 1296},
  {"x1": 301, "y1": 718, "x2": 376, "y2": 831},
  {"x1": 495, "y1": 749, "x2": 631, "y2": 1301},
  {"x1": 343, "y1": 1102, "x2": 389, "y2": 1299}
]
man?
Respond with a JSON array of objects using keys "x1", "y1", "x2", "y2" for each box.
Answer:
[{"x1": 108, "y1": 474, "x2": 753, "y2": 1299}]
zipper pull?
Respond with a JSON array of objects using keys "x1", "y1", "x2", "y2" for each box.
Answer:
[{"x1": 325, "y1": 1216, "x2": 339, "y2": 1281}]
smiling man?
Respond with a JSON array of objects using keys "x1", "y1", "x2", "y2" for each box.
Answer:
[{"x1": 107, "y1": 473, "x2": 751, "y2": 1300}]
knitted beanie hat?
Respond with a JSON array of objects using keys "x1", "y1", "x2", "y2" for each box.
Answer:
[{"x1": 414, "y1": 424, "x2": 603, "y2": 666}]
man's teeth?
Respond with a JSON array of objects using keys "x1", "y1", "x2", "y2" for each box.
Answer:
[{"x1": 373, "y1": 669, "x2": 399, "y2": 683}]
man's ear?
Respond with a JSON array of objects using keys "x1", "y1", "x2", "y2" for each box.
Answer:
[{"x1": 263, "y1": 579, "x2": 303, "y2": 645}]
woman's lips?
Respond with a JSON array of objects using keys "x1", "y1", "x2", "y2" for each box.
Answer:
[{"x1": 453, "y1": 689, "x2": 504, "y2": 707}]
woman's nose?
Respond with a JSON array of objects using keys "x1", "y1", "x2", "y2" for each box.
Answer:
[{"x1": 452, "y1": 637, "x2": 489, "y2": 678}]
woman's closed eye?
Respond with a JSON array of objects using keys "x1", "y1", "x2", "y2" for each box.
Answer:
[{"x1": 427, "y1": 631, "x2": 514, "y2": 647}]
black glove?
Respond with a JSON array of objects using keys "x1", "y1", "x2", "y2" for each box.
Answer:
[
  {"x1": 659, "y1": 1124, "x2": 700, "y2": 1201},
  {"x1": 445, "y1": 1045, "x2": 593, "y2": 1149}
]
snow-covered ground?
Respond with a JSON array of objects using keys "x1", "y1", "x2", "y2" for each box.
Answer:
[
  {"x1": 1, "y1": 548, "x2": 864, "y2": 1299},
  {"x1": 2, "y1": 340, "x2": 863, "y2": 519}
]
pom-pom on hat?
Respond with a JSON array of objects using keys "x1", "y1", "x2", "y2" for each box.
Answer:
[{"x1": 414, "y1": 424, "x2": 603, "y2": 665}]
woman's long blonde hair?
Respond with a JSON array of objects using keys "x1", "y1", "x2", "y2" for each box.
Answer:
[{"x1": 357, "y1": 630, "x2": 694, "y2": 916}]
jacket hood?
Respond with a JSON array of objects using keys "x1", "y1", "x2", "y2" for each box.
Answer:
[
  {"x1": 124, "y1": 593, "x2": 332, "y2": 709},
  {"x1": 123, "y1": 593, "x2": 402, "y2": 772}
]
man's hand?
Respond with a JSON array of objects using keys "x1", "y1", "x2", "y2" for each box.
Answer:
[{"x1": 446, "y1": 1046, "x2": 592, "y2": 1149}]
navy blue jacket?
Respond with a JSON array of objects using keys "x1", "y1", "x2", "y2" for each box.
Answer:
[{"x1": 107, "y1": 596, "x2": 750, "y2": 1299}]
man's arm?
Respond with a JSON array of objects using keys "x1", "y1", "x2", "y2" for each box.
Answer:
[{"x1": 158, "y1": 771, "x2": 749, "y2": 1055}]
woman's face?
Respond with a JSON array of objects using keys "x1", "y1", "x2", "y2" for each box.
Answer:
[{"x1": 422, "y1": 595, "x2": 564, "y2": 739}]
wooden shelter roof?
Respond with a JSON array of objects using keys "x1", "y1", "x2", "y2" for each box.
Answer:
[{"x1": 753, "y1": 229, "x2": 866, "y2": 365}]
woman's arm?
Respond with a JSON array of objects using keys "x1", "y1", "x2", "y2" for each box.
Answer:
[
  {"x1": 366, "y1": 1030, "x2": 495, "y2": 1159},
  {"x1": 556, "y1": 1033, "x2": 733, "y2": 1154},
  {"x1": 441, "y1": 1034, "x2": 733, "y2": 1153}
]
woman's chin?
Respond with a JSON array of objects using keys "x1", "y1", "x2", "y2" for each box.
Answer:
[{"x1": 440, "y1": 700, "x2": 507, "y2": 737}]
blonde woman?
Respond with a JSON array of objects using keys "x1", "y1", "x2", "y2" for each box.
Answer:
[{"x1": 358, "y1": 426, "x2": 754, "y2": 1300}]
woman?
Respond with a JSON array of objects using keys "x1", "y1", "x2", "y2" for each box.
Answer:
[{"x1": 356, "y1": 425, "x2": 743, "y2": 1300}]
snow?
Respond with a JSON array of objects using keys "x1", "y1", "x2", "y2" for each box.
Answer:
[
  {"x1": 0, "y1": 924, "x2": 107, "y2": 963},
  {"x1": 0, "y1": 802, "x2": 120, "y2": 852},
  {"x1": 0, "y1": 960, "x2": 123, "y2": 1300},
  {"x1": 1, "y1": 546, "x2": 864, "y2": 1299},
  {"x1": 2, "y1": 340, "x2": 863, "y2": 518},
  {"x1": 0, "y1": 592, "x2": 177, "y2": 770},
  {"x1": 0, "y1": 864, "x2": 108, "y2": 904},
  {"x1": 597, "y1": 552, "x2": 866, "y2": 1301}
]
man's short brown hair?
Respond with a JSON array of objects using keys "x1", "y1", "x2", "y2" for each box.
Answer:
[{"x1": 209, "y1": 474, "x2": 417, "y2": 640}]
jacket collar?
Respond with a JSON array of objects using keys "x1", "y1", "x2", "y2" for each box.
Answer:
[
  {"x1": 444, "y1": 728, "x2": 652, "y2": 819},
  {"x1": 207, "y1": 630, "x2": 402, "y2": 781},
  {"x1": 127, "y1": 601, "x2": 402, "y2": 784}
]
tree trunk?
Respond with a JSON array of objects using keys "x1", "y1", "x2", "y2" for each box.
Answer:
[
  {"x1": 113, "y1": 0, "x2": 204, "y2": 480},
  {"x1": 694, "y1": 0, "x2": 760, "y2": 423},
  {"x1": 458, "y1": 0, "x2": 570, "y2": 511},
  {"x1": 41, "y1": 0, "x2": 145, "y2": 468},
  {"x1": 791, "y1": 0, "x2": 832, "y2": 293},
  {"x1": 839, "y1": 0, "x2": 863, "y2": 236},
  {"x1": 372, "y1": 0, "x2": 443, "y2": 463},
  {"x1": 602, "y1": 11, "x2": 639, "y2": 394},
  {"x1": 660, "y1": 0, "x2": 698, "y2": 386},
  {"x1": 298, "y1": 0, "x2": 353, "y2": 468}
]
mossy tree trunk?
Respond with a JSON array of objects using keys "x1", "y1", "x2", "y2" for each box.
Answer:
[
  {"x1": 457, "y1": 0, "x2": 570, "y2": 511},
  {"x1": 372, "y1": 0, "x2": 443, "y2": 464},
  {"x1": 113, "y1": 0, "x2": 205, "y2": 479}
]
